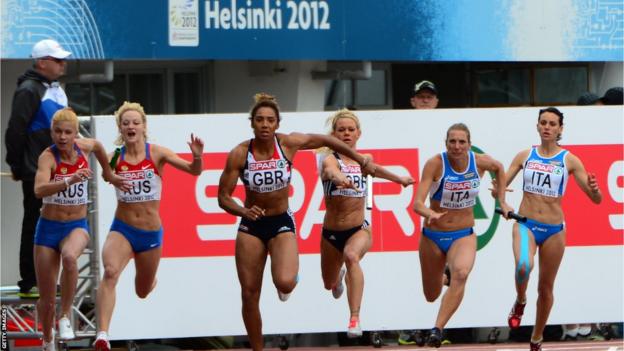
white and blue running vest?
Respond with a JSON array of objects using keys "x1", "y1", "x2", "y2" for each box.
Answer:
[
  {"x1": 522, "y1": 147, "x2": 569, "y2": 198},
  {"x1": 429, "y1": 151, "x2": 480, "y2": 209}
]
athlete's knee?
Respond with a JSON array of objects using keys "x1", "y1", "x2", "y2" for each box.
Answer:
[
  {"x1": 135, "y1": 284, "x2": 152, "y2": 299},
  {"x1": 451, "y1": 267, "x2": 470, "y2": 284},
  {"x1": 343, "y1": 249, "x2": 361, "y2": 267},
  {"x1": 61, "y1": 253, "x2": 79, "y2": 272},
  {"x1": 537, "y1": 282, "x2": 554, "y2": 300},
  {"x1": 273, "y1": 277, "x2": 296, "y2": 294},
  {"x1": 102, "y1": 264, "x2": 122, "y2": 284},
  {"x1": 37, "y1": 297, "x2": 56, "y2": 311},
  {"x1": 423, "y1": 287, "x2": 442, "y2": 302},
  {"x1": 241, "y1": 286, "x2": 261, "y2": 302}
]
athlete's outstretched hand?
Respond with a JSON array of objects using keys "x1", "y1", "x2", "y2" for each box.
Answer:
[
  {"x1": 188, "y1": 133, "x2": 204, "y2": 158},
  {"x1": 398, "y1": 176, "x2": 415, "y2": 187}
]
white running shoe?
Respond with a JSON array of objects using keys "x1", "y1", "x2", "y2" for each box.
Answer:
[
  {"x1": 277, "y1": 290, "x2": 291, "y2": 302},
  {"x1": 332, "y1": 266, "x2": 346, "y2": 299},
  {"x1": 347, "y1": 318, "x2": 362, "y2": 338},
  {"x1": 58, "y1": 316, "x2": 75, "y2": 340},
  {"x1": 42, "y1": 329, "x2": 56, "y2": 351},
  {"x1": 93, "y1": 332, "x2": 111, "y2": 351}
]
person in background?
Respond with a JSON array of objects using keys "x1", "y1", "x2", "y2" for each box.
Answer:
[
  {"x1": 5, "y1": 39, "x2": 71, "y2": 298},
  {"x1": 410, "y1": 80, "x2": 439, "y2": 110}
]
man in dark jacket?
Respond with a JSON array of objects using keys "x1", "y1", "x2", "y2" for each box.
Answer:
[{"x1": 5, "y1": 39, "x2": 71, "y2": 296}]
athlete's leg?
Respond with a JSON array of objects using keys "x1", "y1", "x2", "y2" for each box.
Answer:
[
  {"x1": 433, "y1": 234, "x2": 476, "y2": 329},
  {"x1": 133, "y1": 246, "x2": 162, "y2": 298},
  {"x1": 268, "y1": 231, "x2": 299, "y2": 295},
  {"x1": 35, "y1": 245, "x2": 60, "y2": 343},
  {"x1": 419, "y1": 235, "x2": 446, "y2": 302},
  {"x1": 342, "y1": 229, "x2": 372, "y2": 319},
  {"x1": 96, "y1": 232, "x2": 133, "y2": 333},
  {"x1": 58, "y1": 228, "x2": 89, "y2": 317},
  {"x1": 531, "y1": 229, "x2": 565, "y2": 342},
  {"x1": 236, "y1": 232, "x2": 268, "y2": 351},
  {"x1": 320, "y1": 236, "x2": 343, "y2": 291},
  {"x1": 512, "y1": 222, "x2": 537, "y2": 303}
]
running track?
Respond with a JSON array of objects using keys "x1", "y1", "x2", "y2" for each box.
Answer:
[{"x1": 252, "y1": 340, "x2": 623, "y2": 351}]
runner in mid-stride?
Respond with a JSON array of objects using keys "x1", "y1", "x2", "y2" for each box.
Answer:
[
  {"x1": 413, "y1": 122, "x2": 512, "y2": 348},
  {"x1": 493, "y1": 107, "x2": 602, "y2": 351},
  {"x1": 218, "y1": 94, "x2": 375, "y2": 351}
]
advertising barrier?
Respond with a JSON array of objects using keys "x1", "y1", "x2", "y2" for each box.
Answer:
[{"x1": 93, "y1": 106, "x2": 623, "y2": 340}]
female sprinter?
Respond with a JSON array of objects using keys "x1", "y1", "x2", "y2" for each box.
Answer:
[
  {"x1": 218, "y1": 94, "x2": 375, "y2": 351},
  {"x1": 94, "y1": 101, "x2": 204, "y2": 350},
  {"x1": 413, "y1": 123, "x2": 512, "y2": 348}
]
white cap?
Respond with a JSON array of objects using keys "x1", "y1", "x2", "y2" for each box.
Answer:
[{"x1": 31, "y1": 39, "x2": 71, "y2": 59}]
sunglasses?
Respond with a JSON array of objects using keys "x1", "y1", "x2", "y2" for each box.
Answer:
[{"x1": 40, "y1": 56, "x2": 66, "y2": 64}]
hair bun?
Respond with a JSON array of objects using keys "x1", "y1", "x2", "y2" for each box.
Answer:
[{"x1": 254, "y1": 93, "x2": 276, "y2": 103}]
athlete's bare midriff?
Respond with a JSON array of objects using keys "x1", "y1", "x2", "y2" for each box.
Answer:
[
  {"x1": 244, "y1": 187, "x2": 290, "y2": 216},
  {"x1": 324, "y1": 196, "x2": 365, "y2": 231},
  {"x1": 114, "y1": 200, "x2": 161, "y2": 230},
  {"x1": 519, "y1": 192, "x2": 564, "y2": 224},
  {"x1": 426, "y1": 200, "x2": 475, "y2": 232},
  {"x1": 41, "y1": 203, "x2": 87, "y2": 222}
]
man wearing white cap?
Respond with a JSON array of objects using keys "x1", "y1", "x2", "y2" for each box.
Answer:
[{"x1": 4, "y1": 39, "x2": 71, "y2": 301}]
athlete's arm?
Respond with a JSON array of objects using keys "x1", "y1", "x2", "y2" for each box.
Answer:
[
  {"x1": 157, "y1": 133, "x2": 204, "y2": 175},
  {"x1": 476, "y1": 153, "x2": 513, "y2": 217},
  {"x1": 282, "y1": 132, "x2": 373, "y2": 173},
  {"x1": 78, "y1": 138, "x2": 129, "y2": 191},
  {"x1": 34, "y1": 150, "x2": 91, "y2": 198},
  {"x1": 412, "y1": 155, "x2": 446, "y2": 224},
  {"x1": 365, "y1": 154, "x2": 414, "y2": 187},
  {"x1": 217, "y1": 145, "x2": 265, "y2": 220},
  {"x1": 567, "y1": 152, "x2": 602, "y2": 204},
  {"x1": 321, "y1": 154, "x2": 354, "y2": 189}
]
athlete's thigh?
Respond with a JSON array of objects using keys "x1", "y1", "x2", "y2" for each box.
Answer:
[
  {"x1": 343, "y1": 228, "x2": 372, "y2": 260},
  {"x1": 236, "y1": 232, "x2": 268, "y2": 288},
  {"x1": 134, "y1": 247, "x2": 162, "y2": 282},
  {"x1": 419, "y1": 235, "x2": 446, "y2": 280},
  {"x1": 101, "y1": 231, "x2": 134, "y2": 272},
  {"x1": 35, "y1": 246, "x2": 61, "y2": 294},
  {"x1": 59, "y1": 228, "x2": 89, "y2": 258},
  {"x1": 268, "y1": 231, "x2": 299, "y2": 278},
  {"x1": 537, "y1": 228, "x2": 565, "y2": 284},
  {"x1": 447, "y1": 233, "x2": 476, "y2": 273},
  {"x1": 321, "y1": 237, "x2": 343, "y2": 275},
  {"x1": 511, "y1": 223, "x2": 537, "y2": 266}
]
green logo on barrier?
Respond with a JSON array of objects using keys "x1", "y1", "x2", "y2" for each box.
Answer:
[{"x1": 471, "y1": 145, "x2": 501, "y2": 251}]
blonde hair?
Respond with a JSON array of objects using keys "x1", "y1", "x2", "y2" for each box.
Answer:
[
  {"x1": 249, "y1": 93, "x2": 281, "y2": 121},
  {"x1": 52, "y1": 107, "x2": 79, "y2": 131},
  {"x1": 317, "y1": 108, "x2": 361, "y2": 154},
  {"x1": 446, "y1": 122, "x2": 471, "y2": 143},
  {"x1": 114, "y1": 101, "x2": 147, "y2": 145},
  {"x1": 325, "y1": 108, "x2": 361, "y2": 133}
]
